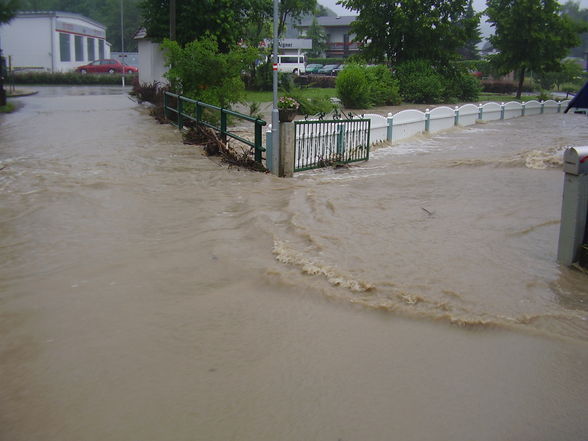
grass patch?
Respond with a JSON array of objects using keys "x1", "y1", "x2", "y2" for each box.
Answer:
[
  {"x1": 243, "y1": 87, "x2": 337, "y2": 103},
  {"x1": 0, "y1": 102, "x2": 16, "y2": 113}
]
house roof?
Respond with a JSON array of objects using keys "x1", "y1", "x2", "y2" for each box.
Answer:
[
  {"x1": 298, "y1": 15, "x2": 356, "y2": 28},
  {"x1": 15, "y1": 10, "x2": 106, "y2": 30}
]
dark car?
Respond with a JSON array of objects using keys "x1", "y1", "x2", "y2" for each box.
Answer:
[
  {"x1": 76, "y1": 59, "x2": 138, "y2": 74},
  {"x1": 318, "y1": 64, "x2": 340, "y2": 76}
]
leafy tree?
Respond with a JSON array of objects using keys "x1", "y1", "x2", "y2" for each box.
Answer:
[
  {"x1": 337, "y1": 0, "x2": 479, "y2": 65},
  {"x1": 162, "y1": 35, "x2": 258, "y2": 107},
  {"x1": 535, "y1": 58, "x2": 585, "y2": 90},
  {"x1": 139, "y1": 0, "x2": 271, "y2": 51},
  {"x1": 561, "y1": 1, "x2": 588, "y2": 58},
  {"x1": 486, "y1": 0, "x2": 580, "y2": 99},
  {"x1": 0, "y1": 0, "x2": 19, "y2": 24},
  {"x1": 278, "y1": 0, "x2": 317, "y2": 36},
  {"x1": 303, "y1": 17, "x2": 327, "y2": 57},
  {"x1": 457, "y1": 0, "x2": 482, "y2": 60}
]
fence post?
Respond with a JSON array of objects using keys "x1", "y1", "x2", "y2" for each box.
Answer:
[
  {"x1": 336, "y1": 125, "x2": 346, "y2": 156},
  {"x1": 279, "y1": 122, "x2": 295, "y2": 177},
  {"x1": 163, "y1": 93, "x2": 168, "y2": 120},
  {"x1": 500, "y1": 102, "x2": 505, "y2": 120},
  {"x1": 196, "y1": 101, "x2": 203, "y2": 124},
  {"x1": 557, "y1": 101, "x2": 562, "y2": 113},
  {"x1": 220, "y1": 109, "x2": 227, "y2": 143},
  {"x1": 540, "y1": 100, "x2": 545, "y2": 114},
  {"x1": 265, "y1": 125, "x2": 274, "y2": 173},
  {"x1": 386, "y1": 112, "x2": 394, "y2": 141},
  {"x1": 254, "y1": 120, "x2": 263, "y2": 163},
  {"x1": 425, "y1": 109, "x2": 430, "y2": 132},
  {"x1": 478, "y1": 103, "x2": 483, "y2": 120},
  {"x1": 177, "y1": 97, "x2": 183, "y2": 130},
  {"x1": 454, "y1": 106, "x2": 459, "y2": 126},
  {"x1": 522, "y1": 102, "x2": 526, "y2": 117}
]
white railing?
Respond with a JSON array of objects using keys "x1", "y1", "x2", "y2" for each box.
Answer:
[{"x1": 265, "y1": 100, "x2": 572, "y2": 152}]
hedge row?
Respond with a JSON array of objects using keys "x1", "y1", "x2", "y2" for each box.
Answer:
[
  {"x1": 306, "y1": 58, "x2": 346, "y2": 66},
  {"x1": 481, "y1": 79, "x2": 534, "y2": 94},
  {"x1": 11, "y1": 71, "x2": 137, "y2": 85}
]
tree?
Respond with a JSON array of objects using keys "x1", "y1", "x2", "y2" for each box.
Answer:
[
  {"x1": 139, "y1": 0, "x2": 271, "y2": 51},
  {"x1": 337, "y1": 0, "x2": 479, "y2": 66},
  {"x1": 303, "y1": 17, "x2": 327, "y2": 57},
  {"x1": 0, "y1": 0, "x2": 19, "y2": 24},
  {"x1": 486, "y1": 0, "x2": 580, "y2": 99},
  {"x1": 561, "y1": 1, "x2": 588, "y2": 59},
  {"x1": 457, "y1": 0, "x2": 482, "y2": 60},
  {"x1": 535, "y1": 58, "x2": 585, "y2": 91},
  {"x1": 278, "y1": 0, "x2": 317, "y2": 36}
]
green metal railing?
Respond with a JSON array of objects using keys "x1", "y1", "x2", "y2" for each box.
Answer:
[
  {"x1": 294, "y1": 118, "x2": 370, "y2": 172},
  {"x1": 163, "y1": 92, "x2": 266, "y2": 163}
]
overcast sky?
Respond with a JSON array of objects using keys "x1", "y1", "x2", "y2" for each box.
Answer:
[{"x1": 319, "y1": 0, "x2": 588, "y2": 16}]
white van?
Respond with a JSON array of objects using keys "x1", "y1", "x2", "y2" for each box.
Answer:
[{"x1": 277, "y1": 55, "x2": 306, "y2": 75}]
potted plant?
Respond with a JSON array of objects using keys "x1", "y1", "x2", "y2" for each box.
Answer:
[{"x1": 278, "y1": 96, "x2": 300, "y2": 122}]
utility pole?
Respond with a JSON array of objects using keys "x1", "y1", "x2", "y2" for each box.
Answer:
[
  {"x1": 170, "y1": 0, "x2": 176, "y2": 41},
  {"x1": 271, "y1": 0, "x2": 280, "y2": 172}
]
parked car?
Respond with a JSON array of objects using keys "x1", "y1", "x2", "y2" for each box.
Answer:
[
  {"x1": 75, "y1": 59, "x2": 138, "y2": 74},
  {"x1": 305, "y1": 63, "x2": 323, "y2": 74},
  {"x1": 332, "y1": 65, "x2": 345, "y2": 75},
  {"x1": 318, "y1": 64, "x2": 340, "y2": 76}
]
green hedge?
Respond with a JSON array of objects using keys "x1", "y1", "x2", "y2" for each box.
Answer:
[{"x1": 11, "y1": 71, "x2": 136, "y2": 85}]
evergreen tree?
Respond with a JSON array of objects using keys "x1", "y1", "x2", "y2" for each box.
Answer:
[{"x1": 304, "y1": 17, "x2": 327, "y2": 58}]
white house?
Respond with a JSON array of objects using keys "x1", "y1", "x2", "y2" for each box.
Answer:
[
  {"x1": 0, "y1": 11, "x2": 110, "y2": 72},
  {"x1": 134, "y1": 28, "x2": 168, "y2": 86}
]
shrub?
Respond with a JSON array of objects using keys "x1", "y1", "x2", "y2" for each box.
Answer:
[
  {"x1": 438, "y1": 64, "x2": 482, "y2": 102},
  {"x1": 162, "y1": 35, "x2": 258, "y2": 108},
  {"x1": 395, "y1": 59, "x2": 445, "y2": 103},
  {"x1": 336, "y1": 64, "x2": 372, "y2": 108},
  {"x1": 296, "y1": 74, "x2": 336, "y2": 88},
  {"x1": 11, "y1": 71, "x2": 135, "y2": 85},
  {"x1": 365, "y1": 65, "x2": 401, "y2": 106}
]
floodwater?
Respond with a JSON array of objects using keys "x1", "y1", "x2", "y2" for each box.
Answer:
[{"x1": 1, "y1": 87, "x2": 587, "y2": 441}]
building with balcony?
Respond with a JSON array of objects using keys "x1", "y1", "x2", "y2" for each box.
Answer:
[
  {"x1": 296, "y1": 16, "x2": 358, "y2": 58},
  {"x1": 0, "y1": 11, "x2": 110, "y2": 72}
]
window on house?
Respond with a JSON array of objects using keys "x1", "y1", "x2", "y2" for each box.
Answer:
[
  {"x1": 75, "y1": 36, "x2": 84, "y2": 61},
  {"x1": 87, "y1": 38, "x2": 95, "y2": 61},
  {"x1": 59, "y1": 33, "x2": 71, "y2": 62},
  {"x1": 98, "y1": 40, "x2": 105, "y2": 59}
]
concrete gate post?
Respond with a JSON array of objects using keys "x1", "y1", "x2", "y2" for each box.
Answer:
[{"x1": 279, "y1": 121, "x2": 295, "y2": 177}]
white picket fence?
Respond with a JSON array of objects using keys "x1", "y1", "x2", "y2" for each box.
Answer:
[{"x1": 267, "y1": 99, "x2": 571, "y2": 149}]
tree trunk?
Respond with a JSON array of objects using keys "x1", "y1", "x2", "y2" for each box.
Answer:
[{"x1": 516, "y1": 67, "x2": 526, "y2": 100}]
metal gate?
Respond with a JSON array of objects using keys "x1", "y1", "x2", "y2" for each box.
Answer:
[{"x1": 294, "y1": 118, "x2": 370, "y2": 172}]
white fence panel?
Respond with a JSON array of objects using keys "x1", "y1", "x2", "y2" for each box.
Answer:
[
  {"x1": 480, "y1": 102, "x2": 502, "y2": 121},
  {"x1": 561, "y1": 99, "x2": 571, "y2": 109},
  {"x1": 543, "y1": 100, "x2": 559, "y2": 114},
  {"x1": 503, "y1": 101, "x2": 522, "y2": 119},
  {"x1": 428, "y1": 106, "x2": 455, "y2": 133},
  {"x1": 391, "y1": 109, "x2": 426, "y2": 142},
  {"x1": 364, "y1": 113, "x2": 388, "y2": 145},
  {"x1": 457, "y1": 104, "x2": 479, "y2": 126},
  {"x1": 524, "y1": 100, "x2": 542, "y2": 116}
]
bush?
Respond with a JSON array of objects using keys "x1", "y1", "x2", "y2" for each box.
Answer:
[
  {"x1": 162, "y1": 35, "x2": 258, "y2": 107},
  {"x1": 295, "y1": 74, "x2": 336, "y2": 88},
  {"x1": 366, "y1": 65, "x2": 401, "y2": 105},
  {"x1": 439, "y1": 64, "x2": 482, "y2": 102},
  {"x1": 336, "y1": 64, "x2": 400, "y2": 108},
  {"x1": 11, "y1": 71, "x2": 135, "y2": 85},
  {"x1": 480, "y1": 79, "x2": 534, "y2": 94},
  {"x1": 395, "y1": 60, "x2": 446, "y2": 103},
  {"x1": 336, "y1": 64, "x2": 372, "y2": 108}
]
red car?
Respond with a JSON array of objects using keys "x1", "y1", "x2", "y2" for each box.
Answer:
[{"x1": 76, "y1": 59, "x2": 138, "y2": 74}]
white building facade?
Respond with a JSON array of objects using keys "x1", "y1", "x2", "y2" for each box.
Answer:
[{"x1": 0, "y1": 11, "x2": 110, "y2": 72}]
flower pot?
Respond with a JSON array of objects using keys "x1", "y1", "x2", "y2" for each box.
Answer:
[{"x1": 279, "y1": 108, "x2": 297, "y2": 122}]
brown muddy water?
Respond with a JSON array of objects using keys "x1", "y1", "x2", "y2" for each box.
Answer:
[{"x1": 1, "y1": 87, "x2": 587, "y2": 441}]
